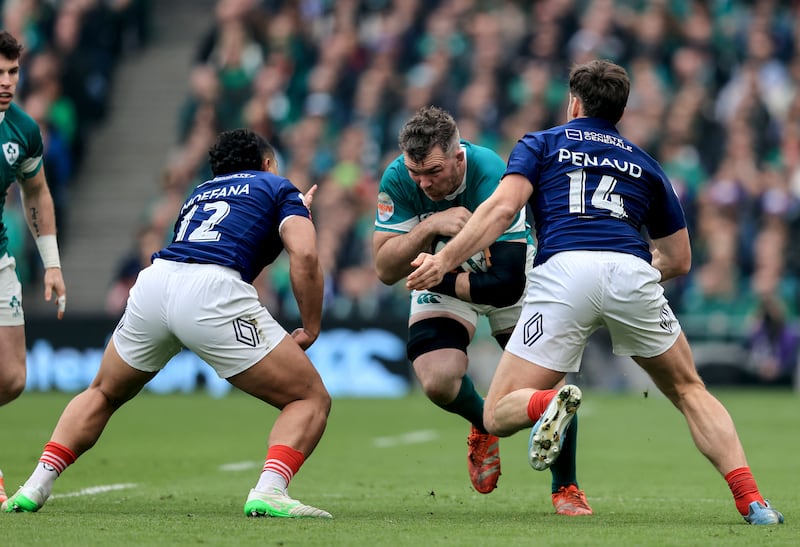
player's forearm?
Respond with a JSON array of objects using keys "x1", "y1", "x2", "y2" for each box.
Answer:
[
  {"x1": 650, "y1": 229, "x2": 691, "y2": 282},
  {"x1": 374, "y1": 230, "x2": 436, "y2": 285},
  {"x1": 290, "y1": 257, "x2": 324, "y2": 337},
  {"x1": 21, "y1": 182, "x2": 58, "y2": 238}
]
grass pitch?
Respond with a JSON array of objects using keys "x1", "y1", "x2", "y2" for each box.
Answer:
[{"x1": 1, "y1": 389, "x2": 796, "y2": 546}]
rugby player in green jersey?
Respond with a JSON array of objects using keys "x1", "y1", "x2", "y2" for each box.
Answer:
[
  {"x1": 374, "y1": 107, "x2": 587, "y2": 514},
  {"x1": 0, "y1": 31, "x2": 67, "y2": 504}
]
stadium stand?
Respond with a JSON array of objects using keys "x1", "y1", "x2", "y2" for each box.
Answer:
[{"x1": 8, "y1": 0, "x2": 799, "y2": 388}]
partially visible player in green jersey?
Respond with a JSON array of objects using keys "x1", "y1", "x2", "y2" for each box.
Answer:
[
  {"x1": 0, "y1": 30, "x2": 66, "y2": 504},
  {"x1": 374, "y1": 106, "x2": 541, "y2": 497}
]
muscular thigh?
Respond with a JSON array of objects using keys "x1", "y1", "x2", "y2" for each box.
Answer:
[
  {"x1": 633, "y1": 331, "x2": 703, "y2": 395},
  {"x1": 407, "y1": 314, "x2": 473, "y2": 384},
  {"x1": 485, "y1": 350, "x2": 566, "y2": 410},
  {"x1": 0, "y1": 324, "x2": 25, "y2": 378},
  {"x1": 227, "y1": 335, "x2": 327, "y2": 409}
]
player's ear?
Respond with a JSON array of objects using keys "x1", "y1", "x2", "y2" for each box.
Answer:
[{"x1": 263, "y1": 156, "x2": 278, "y2": 174}]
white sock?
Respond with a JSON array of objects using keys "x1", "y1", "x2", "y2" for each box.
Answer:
[
  {"x1": 25, "y1": 462, "x2": 60, "y2": 498},
  {"x1": 254, "y1": 470, "x2": 288, "y2": 494}
]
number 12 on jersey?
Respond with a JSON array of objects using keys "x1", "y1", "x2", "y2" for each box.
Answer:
[{"x1": 175, "y1": 201, "x2": 231, "y2": 242}]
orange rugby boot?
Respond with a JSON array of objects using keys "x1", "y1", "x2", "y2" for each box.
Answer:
[{"x1": 467, "y1": 425, "x2": 501, "y2": 494}]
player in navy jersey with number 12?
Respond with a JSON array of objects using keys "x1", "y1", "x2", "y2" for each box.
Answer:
[
  {"x1": 407, "y1": 59, "x2": 783, "y2": 525},
  {"x1": 3, "y1": 129, "x2": 333, "y2": 519}
]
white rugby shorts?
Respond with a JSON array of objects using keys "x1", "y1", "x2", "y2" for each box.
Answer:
[
  {"x1": 113, "y1": 259, "x2": 288, "y2": 378},
  {"x1": 0, "y1": 253, "x2": 24, "y2": 326},
  {"x1": 409, "y1": 289, "x2": 522, "y2": 334},
  {"x1": 505, "y1": 250, "x2": 681, "y2": 372}
]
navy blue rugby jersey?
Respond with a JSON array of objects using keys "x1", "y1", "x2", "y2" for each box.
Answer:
[
  {"x1": 505, "y1": 117, "x2": 686, "y2": 267},
  {"x1": 154, "y1": 170, "x2": 310, "y2": 283}
]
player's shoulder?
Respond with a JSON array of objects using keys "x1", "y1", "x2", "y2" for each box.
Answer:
[
  {"x1": 2, "y1": 103, "x2": 40, "y2": 135},
  {"x1": 379, "y1": 153, "x2": 412, "y2": 189},
  {"x1": 462, "y1": 140, "x2": 503, "y2": 164}
]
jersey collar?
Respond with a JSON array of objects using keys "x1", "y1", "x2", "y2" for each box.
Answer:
[{"x1": 568, "y1": 117, "x2": 619, "y2": 133}]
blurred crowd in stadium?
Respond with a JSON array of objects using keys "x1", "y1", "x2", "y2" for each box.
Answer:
[{"x1": 4, "y1": 0, "x2": 800, "y2": 385}]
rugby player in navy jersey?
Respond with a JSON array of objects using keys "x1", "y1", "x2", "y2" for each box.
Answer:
[
  {"x1": 0, "y1": 31, "x2": 66, "y2": 505},
  {"x1": 407, "y1": 60, "x2": 783, "y2": 525},
  {"x1": 3, "y1": 129, "x2": 333, "y2": 518}
]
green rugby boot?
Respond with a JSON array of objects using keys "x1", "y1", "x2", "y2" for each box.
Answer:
[
  {"x1": 2, "y1": 485, "x2": 47, "y2": 513},
  {"x1": 244, "y1": 488, "x2": 332, "y2": 518}
]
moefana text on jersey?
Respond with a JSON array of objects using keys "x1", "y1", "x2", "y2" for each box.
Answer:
[
  {"x1": 182, "y1": 183, "x2": 251, "y2": 211},
  {"x1": 557, "y1": 149, "x2": 642, "y2": 178}
]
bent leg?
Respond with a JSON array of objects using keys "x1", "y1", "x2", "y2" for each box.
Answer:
[
  {"x1": 484, "y1": 351, "x2": 565, "y2": 437},
  {"x1": 0, "y1": 325, "x2": 27, "y2": 406},
  {"x1": 413, "y1": 348, "x2": 471, "y2": 404},
  {"x1": 50, "y1": 338, "x2": 157, "y2": 456},
  {"x1": 634, "y1": 332, "x2": 747, "y2": 475},
  {"x1": 2, "y1": 340, "x2": 157, "y2": 512},
  {"x1": 226, "y1": 335, "x2": 331, "y2": 458}
]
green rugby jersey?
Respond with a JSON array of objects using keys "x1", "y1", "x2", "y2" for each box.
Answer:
[
  {"x1": 0, "y1": 102, "x2": 44, "y2": 256},
  {"x1": 375, "y1": 140, "x2": 530, "y2": 244}
]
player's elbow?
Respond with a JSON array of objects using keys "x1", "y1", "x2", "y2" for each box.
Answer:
[
  {"x1": 374, "y1": 260, "x2": 404, "y2": 286},
  {"x1": 676, "y1": 256, "x2": 691, "y2": 277},
  {"x1": 492, "y1": 202, "x2": 520, "y2": 229}
]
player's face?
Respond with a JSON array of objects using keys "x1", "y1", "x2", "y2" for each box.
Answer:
[
  {"x1": 404, "y1": 145, "x2": 465, "y2": 201},
  {"x1": 0, "y1": 55, "x2": 19, "y2": 112}
]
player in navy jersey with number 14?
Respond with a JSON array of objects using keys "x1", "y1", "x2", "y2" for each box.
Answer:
[
  {"x1": 3, "y1": 129, "x2": 333, "y2": 519},
  {"x1": 407, "y1": 59, "x2": 783, "y2": 525}
]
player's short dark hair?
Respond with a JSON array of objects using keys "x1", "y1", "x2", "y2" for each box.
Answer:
[
  {"x1": 0, "y1": 31, "x2": 23, "y2": 60},
  {"x1": 398, "y1": 105, "x2": 461, "y2": 163},
  {"x1": 208, "y1": 128, "x2": 275, "y2": 176},
  {"x1": 569, "y1": 59, "x2": 630, "y2": 124}
]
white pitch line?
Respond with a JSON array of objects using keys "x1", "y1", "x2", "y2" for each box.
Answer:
[
  {"x1": 219, "y1": 461, "x2": 261, "y2": 472},
  {"x1": 50, "y1": 483, "x2": 137, "y2": 499},
  {"x1": 373, "y1": 430, "x2": 440, "y2": 448}
]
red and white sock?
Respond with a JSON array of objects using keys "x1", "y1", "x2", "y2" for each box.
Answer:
[
  {"x1": 254, "y1": 445, "x2": 305, "y2": 494},
  {"x1": 26, "y1": 441, "x2": 77, "y2": 497}
]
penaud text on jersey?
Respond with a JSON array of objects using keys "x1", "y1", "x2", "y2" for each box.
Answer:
[
  {"x1": 504, "y1": 117, "x2": 686, "y2": 267},
  {"x1": 153, "y1": 170, "x2": 310, "y2": 282}
]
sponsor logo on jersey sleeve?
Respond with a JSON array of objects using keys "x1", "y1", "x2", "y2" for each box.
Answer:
[
  {"x1": 377, "y1": 192, "x2": 394, "y2": 222},
  {"x1": 565, "y1": 129, "x2": 583, "y2": 141}
]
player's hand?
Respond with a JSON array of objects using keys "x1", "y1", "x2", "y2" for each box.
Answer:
[
  {"x1": 406, "y1": 252, "x2": 445, "y2": 290},
  {"x1": 43, "y1": 267, "x2": 66, "y2": 320},
  {"x1": 302, "y1": 184, "x2": 318, "y2": 210},
  {"x1": 291, "y1": 327, "x2": 318, "y2": 350},
  {"x1": 428, "y1": 207, "x2": 471, "y2": 238}
]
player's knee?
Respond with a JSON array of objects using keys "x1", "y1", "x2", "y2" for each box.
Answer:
[
  {"x1": 316, "y1": 387, "x2": 332, "y2": 417},
  {"x1": 418, "y1": 378, "x2": 454, "y2": 405},
  {"x1": 409, "y1": 318, "x2": 470, "y2": 405},
  {"x1": 0, "y1": 372, "x2": 25, "y2": 406}
]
